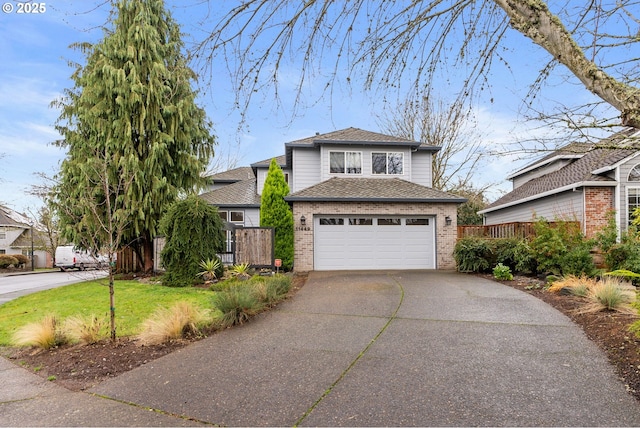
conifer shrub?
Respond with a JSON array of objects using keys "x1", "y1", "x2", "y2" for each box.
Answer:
[
  {"x1": 260, "y1": 159, "x2": 294, "y2": 270},
  {"x1": 160, "y1": 196, "x2": 225, "y2": 287}
]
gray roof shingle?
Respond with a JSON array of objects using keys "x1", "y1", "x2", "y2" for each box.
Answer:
[
  {"x1": 286, "y1": 177, "x2": 466, "y2": 203},
  {"x1": 204, "y1": 166, "x2": 254, "y2": 182},
  {"x1": 250, "y1": 155, "x2": 286, "y2": 168},
  {"x1": 285, "y1": 127, "x2": 439, "y2": 149},
  {"x1": 199, "y1": 179, "x2": 261, "y2": 207}
]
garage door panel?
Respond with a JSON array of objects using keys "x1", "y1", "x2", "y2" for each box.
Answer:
[{"x1": 314, "y1": 215, "x2": 435, "y2": 270}]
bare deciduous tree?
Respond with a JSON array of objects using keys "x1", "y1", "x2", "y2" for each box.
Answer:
[
  {"x1": 195, "y1": 1, "x2": 640, "y2": 130},
  {"x1": 378, "y1": 96, "x2": 491, "y2": 193}
]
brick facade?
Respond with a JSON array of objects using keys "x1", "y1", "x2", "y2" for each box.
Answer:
[
  {"x1": 584, "y1": 187, "x2": 614, "y2": 238},
  {"x1": 292, "y1": 201, "x2": 459, "y2": 271}
]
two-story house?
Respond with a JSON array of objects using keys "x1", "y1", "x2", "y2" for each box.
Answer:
[
  {"x1": 200, "y1": 128, "x2": 465, "y2": 271},
  {"x1": 0, "y1": 205, "x2": 52, "y2": 268},
  {"x1": 480, "y1": 127, "x2": 640, "y2": 238}
]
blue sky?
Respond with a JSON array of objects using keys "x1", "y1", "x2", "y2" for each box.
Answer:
[{"x1": 0, "y1": 1, "x2": 620, "y2": 215}]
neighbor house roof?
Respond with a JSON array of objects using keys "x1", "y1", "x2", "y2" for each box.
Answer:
[
  {"x1": 251, "y1": 155, "x2": 287, "y2": 169},
  {"x1": 204, "y1": 166, "x2": 254, "y2": 183},
  {"x1": 199, "y1": 179, "x2": 261, "y2": 207},
  {"x1": 285, "y1": 177, "x2": 466, "y2": 203},
  {"x1": 482, "y1": 128, "x2": 640, "y2": 214},
  {"x1": 0, "y1": 205, "x2": 30, "y2": 227}
]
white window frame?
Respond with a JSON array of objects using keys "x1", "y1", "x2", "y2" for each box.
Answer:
[
  {"x1": 230, "y1": 211, "x2": 244, "y2": 223},
  {"x1": 372, "y1": 152, "x2": 404, "y2": 175},
  {"x1": 627, "y1": 186, "x2": 640, "y2": 225},
  {"x1": 329, "y1": 151, "x2": 362, "y2": 175},
  {"x1": 629, "y1": 163, "x2": 640, "y2": 182}
]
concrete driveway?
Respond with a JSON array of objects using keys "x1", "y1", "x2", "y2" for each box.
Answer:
[{"x1": 3, "y1": 270, "x2": 640, "y2": 426}]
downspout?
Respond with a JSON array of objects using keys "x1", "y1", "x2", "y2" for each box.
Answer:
[{"x1": 615, "y1": 166, "x2": 621, "y2": 241}]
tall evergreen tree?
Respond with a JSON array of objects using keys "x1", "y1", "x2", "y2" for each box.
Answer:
[
  {"x1": 260, "y1": 159, "x2": 294, "y2": 270},
  {"x1": 52, "y1": 0, "x2": 215, "y2": 272}
]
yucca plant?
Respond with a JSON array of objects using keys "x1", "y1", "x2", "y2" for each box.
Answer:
[
  {"x1": 197, "y1": 258, "x2": 222, "y2": 283},
  {"x1": 230, "y1": 262, "x2": 252, "y2": 280}
]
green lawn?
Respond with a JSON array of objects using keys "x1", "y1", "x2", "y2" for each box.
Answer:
[{"x1": 0, "y1": 280, "x2": 215, "y2": 345}]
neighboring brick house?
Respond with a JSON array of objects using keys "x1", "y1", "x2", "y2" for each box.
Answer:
[
  {"x1": 479, "y1": 127, "x2": 640, "y2": 238},
  {"x1": 0, "y1": 205, "x2": 52, "y2": 268},
  {"x1": 200, "y1": 127, "x2": 465, "y2": 271}
]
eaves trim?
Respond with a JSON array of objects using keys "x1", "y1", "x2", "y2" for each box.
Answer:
[{"x1": 285, "y1": 196, "x2": 467, "y2": 203}]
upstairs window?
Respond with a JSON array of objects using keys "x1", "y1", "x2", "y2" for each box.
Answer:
[
  {"x1": 372, "y1": 152, "x2": 403, "y2": 175},
  {"x1": 330, "y1": 151, "x2": 362, "y2": 174},
  {"x1": 629, "y1": 164, "x2": 640, "y2": 182}
]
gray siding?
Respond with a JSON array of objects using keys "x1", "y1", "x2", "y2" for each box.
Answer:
[
  {"x1": 411, "y1": 151, "x2": 432, "y2": 187},
  {"x1": 292, "y1": 148, "x2": 321, "y2": 192},
  {"x1": 319, "y1": 145, "x2": 411, "y2": 182},
  {"x1": 244, "y1": 208, "x2": 261, "y2": 227},
  {"x1": 512, "y1": 159, "x2": 575, "y2": 189},
  {"x1": 618, "y1": 156, "x2": 640, "y2": 231},
  {"x1": 256, "y1": 167, "x2": 292, "y2": 195},
  {"x1": 484, "y1": 190, "x2": 584, "y2": 225}
]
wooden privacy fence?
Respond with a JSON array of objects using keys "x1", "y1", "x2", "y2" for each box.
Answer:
[
  {"x1": 152, "y1": 226, "x2": 275, "y2": 272},
  {"x1": 234, "y1": 227, "x2": 274, "y2": 268},
  {"x1": 457, "y1": 221, "x2": 580, "y2": 240}
]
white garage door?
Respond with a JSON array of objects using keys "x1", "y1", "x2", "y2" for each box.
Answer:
[{"x1": 314, "y1": 216, "x2": 436, "y2": 270}]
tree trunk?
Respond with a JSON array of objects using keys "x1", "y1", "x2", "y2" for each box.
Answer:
[
  {"x1": 143, "y1": 235, "x2": 154, "y2": 273},
  {"x1": 494, "y1": 0, "x2": 640, "y2": 128}
]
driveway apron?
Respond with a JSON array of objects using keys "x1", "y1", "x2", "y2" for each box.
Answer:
[{"x1": 89, "y1": 271, "x2": 640, "y2": 426}]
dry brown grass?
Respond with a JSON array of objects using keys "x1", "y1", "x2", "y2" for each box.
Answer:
[
  {"x1": 64, "y1": 315, "x2": 105, "y2": 344},
  {"x1": 547, "y1": 275, "x2": 597, "y2": 297},
  {"x1": 138, "y1": 302, "x2": 209, "y2": 345},
  {"x1": 12, "y1": 315, "x2": 66, "y2": 349},
  {"x1": 579, "y1": 277, "x2": 637, "y2": 314}
]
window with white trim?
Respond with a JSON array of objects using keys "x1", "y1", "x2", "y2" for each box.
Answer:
[
  {"x1": 330, "y1": 151, "x2": 362, "y2": 174},
  {"x1": 629, "y1": 188, "x2": 640, "y2": 225},
  {"x1": 372, "y1": 152, "x2": 403, "y2": 175},
  {"x1": 629, "y1": 164, "x2": 640, "y2": 182}
]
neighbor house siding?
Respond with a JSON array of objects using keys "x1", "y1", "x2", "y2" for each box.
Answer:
[
  {"x1": 619, "y1": 157, "x2": 640, "y2": 232},
  {"x1": 411, "y1": 151, "x2": 433, "y2": 187},
  {"x1": 256, "y1": 167, "x2": 292, "y2": 195},
  {"x1": 511, "y1": 159, "x2": 576, "y2": 189},
  {"x1": 292, "y1": 201, "x2": 458, "y2": 271},
  {"x1": 484, "y1": 190, "x2": 584, "y2": 225},
  {"x1": 291, "y1": 148, "x2": 321, "y2": 192}
]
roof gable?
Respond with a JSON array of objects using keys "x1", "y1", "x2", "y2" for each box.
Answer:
[
  {"x1": 483, "y1": 128, "x2": 640, "y2": 213},
  {"x1": 204, "y1": 166, "x2": 254, "y2": 182},
  {"x1": 199, "y1": 179, "x2": 261, "y2": 207}
]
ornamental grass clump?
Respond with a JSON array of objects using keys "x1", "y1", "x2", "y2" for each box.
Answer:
[
  {"x1": 547, "y1": 275, "x2": 597, "y2": 297},
  {"x1": 252, "y1": 274, "x2": 291, "y2": 305},
  {"x1": 212, "y1": 286, "x2": 264, "y2": 328},
  {"x1": 64, "y1": 315, "x2": 104, "y2": 344},
  {"x1": 138, "y1": 302, "x2": 209, "y2": 345},
  {"x1": 581, "y1": 278, "x2": 636, "y2": 314},
  {"x1": 13, "y1": 315, "x2": 67, "y2": 349}
]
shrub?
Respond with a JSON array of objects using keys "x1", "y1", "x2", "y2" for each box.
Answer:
[
  {"x1": 212, "y1": 286, "x2": 264, "y2": 328},
  {"x1": 494, "y1": 238, "x2": 534, "y2": 274},
  {"x1": 493, "y1": 263, "x2": 513, "y2": 280},
  {"x1": 604, "y1": 269, "x2": 640, "y2": 285},
  {"x1": 138, "y1": 302, "x2": 209, "y2": 345},
  {"x1": 604, "y1": 231, "x2": 640, "y2": 272},
  {"x1": 13, "y1": 315, "x2": 67, "y2": 349},
  {"x1": 529, "y1": 218, "x2": 594, "y2": 276},
  {"x1": 13, "y1": 254, "x2": 29, "y2": 267},
  {"x1": 64, "y1": 315, "x2": 105, "y2": 344},
  {"x1": 454, "y1": 237, "x2": 493, "y2": 272},
  {"x1": 160, "y1": 196, "x2": 226, "y2": 287},
  {"x1": 0, "y1": 254, "x2": 19, "y2": 269}
]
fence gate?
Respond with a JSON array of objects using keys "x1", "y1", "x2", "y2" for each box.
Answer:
[{"x1": 234, "y1": 227, "x2": 274, "y2": 269}]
